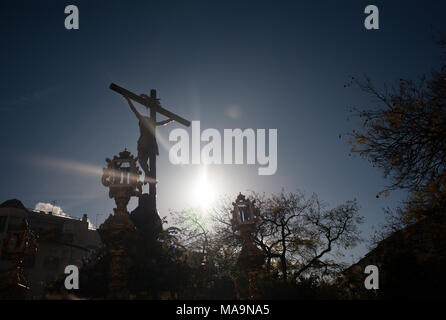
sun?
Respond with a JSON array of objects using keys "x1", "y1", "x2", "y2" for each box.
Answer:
[{"x1": 193, "y1": 166, "x2": 216, "y2": 211}]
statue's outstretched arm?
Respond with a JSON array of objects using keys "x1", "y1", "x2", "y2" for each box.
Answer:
[
  {"x1": 156, "y1": 119, "x2": 173, "y2": 126},
  {"x1": 124, "y1": 96, "x2": 143, "y2": 121}
]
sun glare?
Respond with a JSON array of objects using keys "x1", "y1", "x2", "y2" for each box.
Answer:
[{"x1": 193, "y1": 165, "x2": 216, "y2": 211}]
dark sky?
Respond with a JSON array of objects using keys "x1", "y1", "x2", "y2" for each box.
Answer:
[{"x1": 1, "y1": 0, "x2": 445, "y2": 260}]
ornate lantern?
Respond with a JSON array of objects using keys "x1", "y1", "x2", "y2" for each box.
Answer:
[
  {"x1": 231, "y1": 193, "x2": 259, "y2": 231},
  {"x1": 99, "y1": 149, "x2": 142, "y2": 299},
  {"x1": 230, "y1": 193, "x2": 264, "y2": 300},
  {"x1": 0, "y1": 218, "x2": 37, "y2": 299},
  {"x1": 101, "y1": 149, "x2": 143, "y2": 215}
]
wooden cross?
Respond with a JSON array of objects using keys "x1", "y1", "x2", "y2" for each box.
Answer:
[{"x1": 109, "y1": 83, "x2": 190, "y2": 203}]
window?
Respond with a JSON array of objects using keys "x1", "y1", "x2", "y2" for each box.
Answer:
[{"x1": 238, "y1": 205, "x2": 251, "y2": 222}]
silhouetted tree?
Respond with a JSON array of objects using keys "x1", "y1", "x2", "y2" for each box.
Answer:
[
  {"x1": 252, "y1": 191, "x2": 362, "y2": 282},
  {"x1": 172, "y1": 190, "x2": 363, "y2": 295},
  {"x1": 171, "y1": 208, "x2": 211, "y2": 257},
  {"x1": 348, "y1": 37, "x2": 446, "y2": 220},
  {"x1": 171, "y1": 205, "x2": 242, "y2": 298}
]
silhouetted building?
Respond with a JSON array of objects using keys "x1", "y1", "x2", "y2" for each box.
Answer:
[
  {"x1": 0, "y1": 199, "x2": 100, "y2": 299},
  {"x1": 342, "y1": 213, "x2": 446, "y2": 299}
]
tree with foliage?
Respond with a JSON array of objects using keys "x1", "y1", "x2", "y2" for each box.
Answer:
[{"x1": 347, "y1": 38, "x2": 446, "y2": 221}]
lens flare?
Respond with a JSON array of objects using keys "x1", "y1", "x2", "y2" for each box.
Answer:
[
  {"x1": 193, "y1": 165, "x2": 216, "y2": 211},
  {"x1": 29, "y1": 155, "x2": 103, "y2": 177}
]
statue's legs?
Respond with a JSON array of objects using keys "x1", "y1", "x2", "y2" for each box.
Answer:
[
  {"x1": 137, "y1": 143, "x2": 157, "y2": 207},
  {"x1": 137, "y1": 149, "x2": 150, "y2": 182}
]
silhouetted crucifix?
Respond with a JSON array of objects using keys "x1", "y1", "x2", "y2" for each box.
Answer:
[{"x1": 110, "y1": 83, "x2": 191, "y2": 202}]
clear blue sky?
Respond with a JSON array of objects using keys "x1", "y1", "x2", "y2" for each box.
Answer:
[{"x1": 1, "y1": 0, "x2": 445, "y2": 260}]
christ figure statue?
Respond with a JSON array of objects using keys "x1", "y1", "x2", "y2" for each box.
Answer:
[{"x1": 124, "y1": 95, "x2": 172, "y2": 183}]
